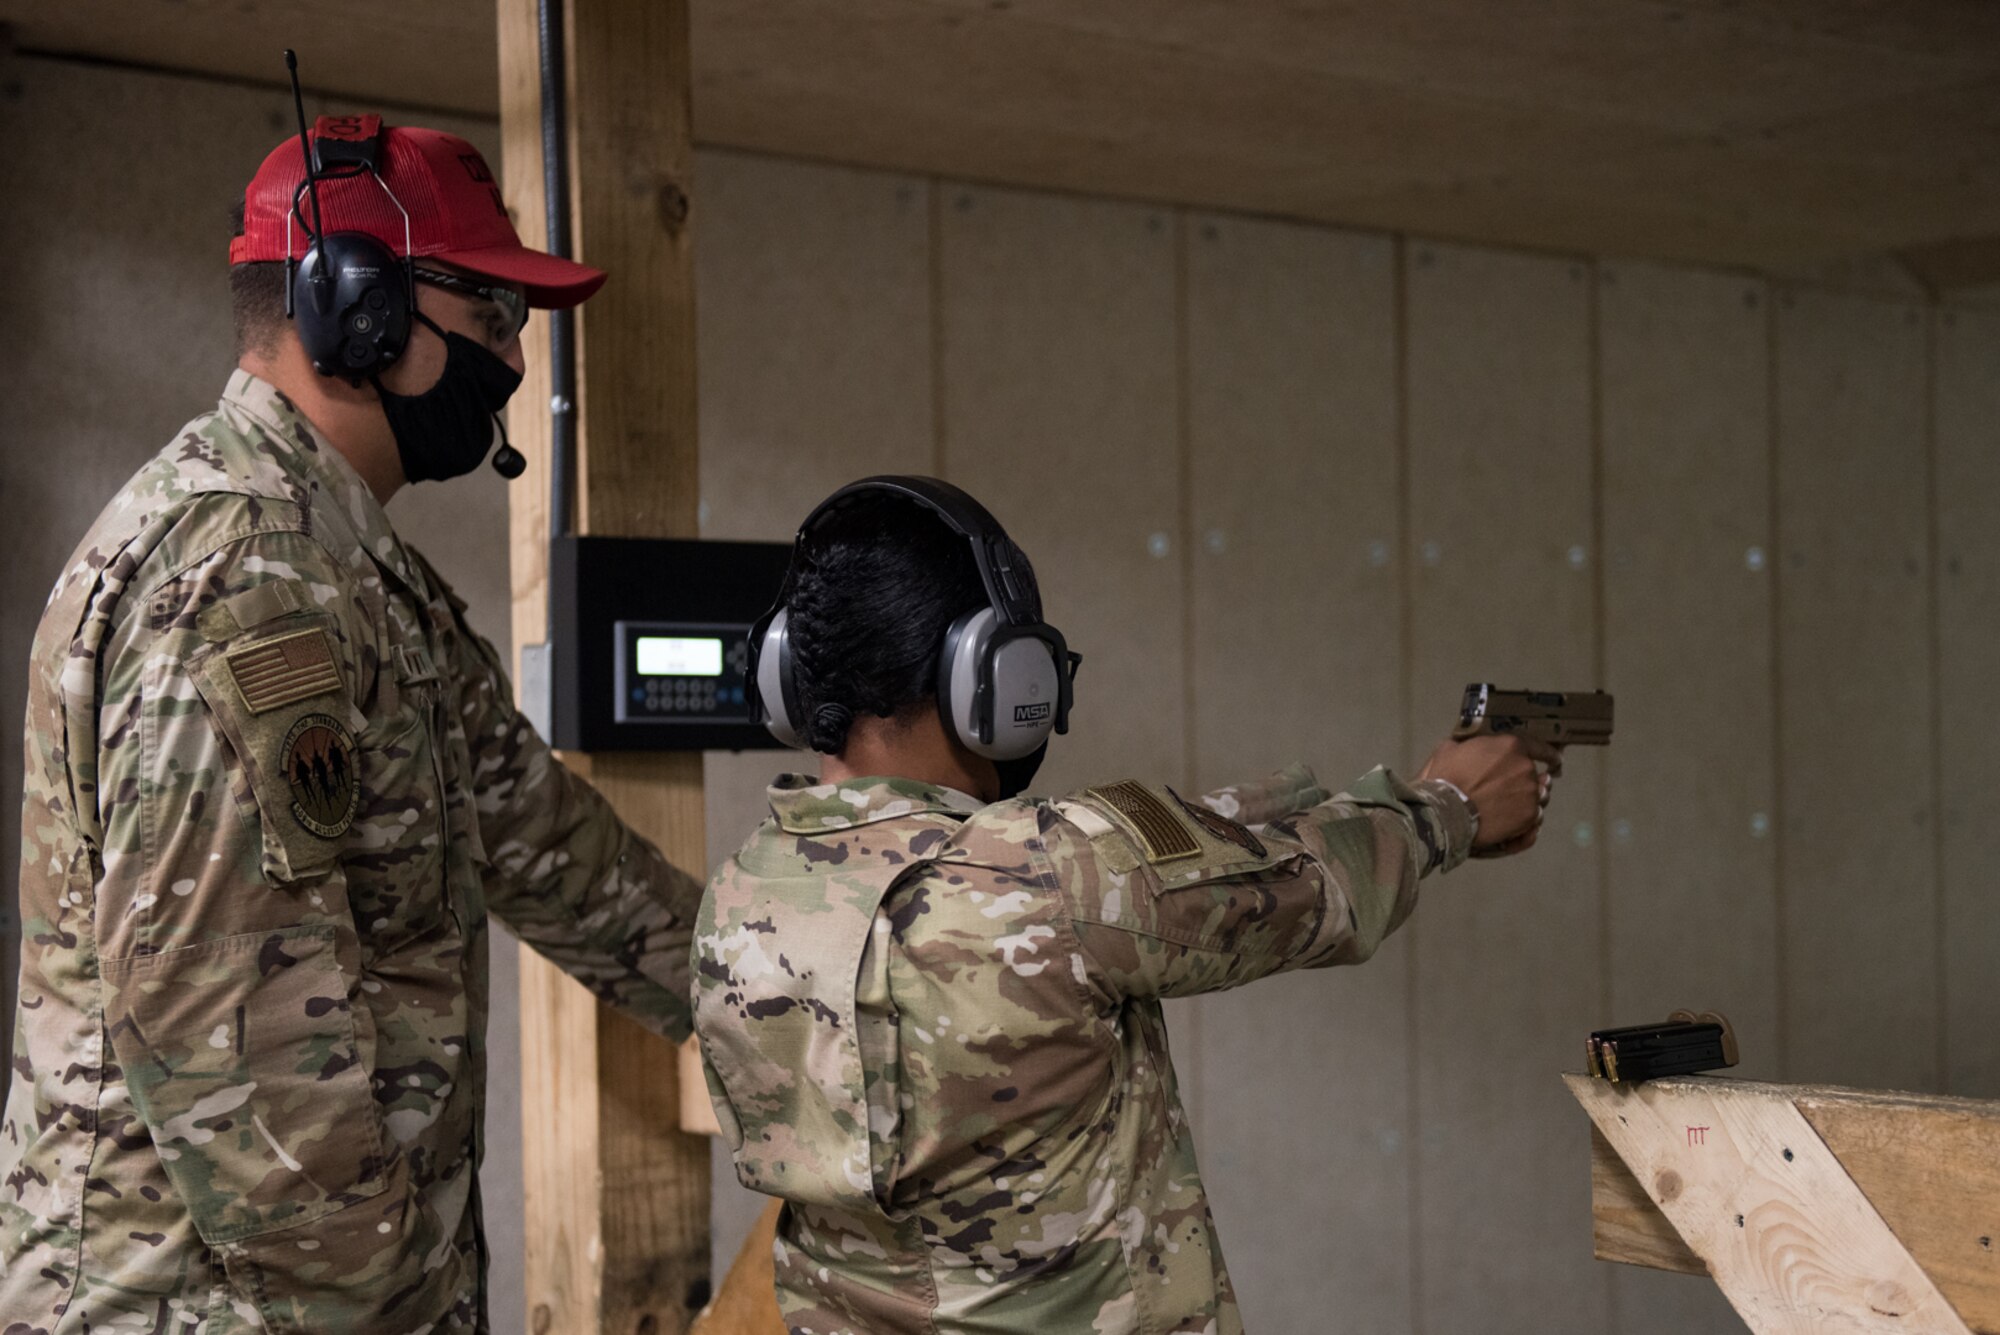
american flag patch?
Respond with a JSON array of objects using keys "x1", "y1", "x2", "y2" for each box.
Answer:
[
  {"x1": 1084, "y1": 781, "x2": 1201, "y2": 864},
  {"x1": 225, "y1": 627, "x2": 343, "y2": 714}
]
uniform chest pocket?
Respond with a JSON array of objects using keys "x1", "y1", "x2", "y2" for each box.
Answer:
[{"x1": 346, "y1": 645, "x2": 451, "y2": 947}]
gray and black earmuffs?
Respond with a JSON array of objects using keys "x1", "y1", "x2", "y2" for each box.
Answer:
[{"x1": 746, "y1": 476, "x2": 1080, "y2": 761}]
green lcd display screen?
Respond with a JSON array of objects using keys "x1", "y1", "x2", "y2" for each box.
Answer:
[{"x1": 635, "y1": 636, "x2": 724, "y2": 677}]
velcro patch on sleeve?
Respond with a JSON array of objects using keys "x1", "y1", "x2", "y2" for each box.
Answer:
[
  {"x1": 1169, "y1": 788, "x2": 1268, "y2": 858},
  {"x1": 1083, "y1": 781, "x2": 1201, "y2": 864},
  {"x1": 224, "y1": 627, "x2": 343, "y2": 714}
]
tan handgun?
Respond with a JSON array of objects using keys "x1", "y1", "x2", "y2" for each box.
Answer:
[{"x1": 1453, "y1": 684, "x2": 1614, "y2": 747}]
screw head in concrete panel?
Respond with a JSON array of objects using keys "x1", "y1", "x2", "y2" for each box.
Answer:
[
  {"x1": 1204, "y1": 528, "x2": 1227, "y2": 555},
  {"x1": 1421, "y1": 540, "x2": 1442, "y2": 567},
  {"x1": 1611, "y1": 818, "x2": 1632, "y2": 845},
  {"x1": 1367, "y1": 539, "x2": 1390, "y2": 568},
  {"x1": 1148, "y1": 532, "x2": 1171, "y2": 559},
  {"x1": 1567, "y1": 544, "x2": 1588, "y2": 570},
  {"x1": 1750, "y1": 812, "x2": 1770, "y2": 838},
  {"x1": 1746, "y1": 545, "x2": 1766, "y2": 572},
  {"x1": 1573, "y1": 821, "x2": 1594, "y2": 848}
]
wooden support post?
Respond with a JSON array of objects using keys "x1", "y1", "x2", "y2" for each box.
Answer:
[
  {"x1": 690, "y1": 1201, "x2": 786, "y2": 1335},
  {"x1": 498, "y1": 1, "x2": 711, "y2": 1331},
  {"x1": 1568, "y1": 1073, "x2": 2000, "y2": 1334}
]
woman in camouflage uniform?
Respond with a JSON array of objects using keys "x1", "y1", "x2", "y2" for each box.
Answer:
[{"x1": 693, "y1": 483, "x2": 1556, "y2": 1334}]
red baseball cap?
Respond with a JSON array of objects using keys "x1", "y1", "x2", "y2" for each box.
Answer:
[{"x1": 231, "y1": 115, "x2": 606, "y2": 309}]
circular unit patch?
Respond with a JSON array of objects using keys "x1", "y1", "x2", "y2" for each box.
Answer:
[{"x1": 281, "y1": 713, "x2": 359, "y2": 839}]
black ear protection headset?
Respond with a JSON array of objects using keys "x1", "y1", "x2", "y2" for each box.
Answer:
[
  {"x1": 280, "y1": 52, "x2": 525, "y2": 480},
  {"x1": 747, "y1": 476, "x2": 1081, "y2": 760},
  {"x1": 283, "y1": 52, "x2": 414, "y2": 383}
]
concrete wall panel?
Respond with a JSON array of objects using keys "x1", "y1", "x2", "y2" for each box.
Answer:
[
  {"x1": 1774, "y1": 290, "x2": 1934, "y2": 1092},
  {"x1": 1403, "y1": 242, "x2": 1607, "y2": 1334},
  {"x1": 1597, "y1": 260, "x2": 1777, "y2": 1334},
  {"x1": 935, "y1": 186, "x2": 1184, "y2": 795},
  {"x1": 1934, "y1": 305, "x2": 2000, "y2": 1100},
  {"x1": 1181, "y1": 213, "x2": 1413, "y2": 1333}
]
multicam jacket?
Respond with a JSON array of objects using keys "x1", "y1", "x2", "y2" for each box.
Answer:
[
  {"x1": 694, "y1": 764, "x2": 1475, "y2": 1334},
  {"x1": 3, "y1": 371, "x2": 702, "y2": 1334}
]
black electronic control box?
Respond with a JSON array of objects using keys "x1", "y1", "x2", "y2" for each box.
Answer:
[{"x1": 543, "y1": 534, "x2": 792, "y2": 752}]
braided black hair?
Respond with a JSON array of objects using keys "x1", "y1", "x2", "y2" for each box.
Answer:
[{"x1": 788, "y1": 495, "x2": 988, "y2": 754}]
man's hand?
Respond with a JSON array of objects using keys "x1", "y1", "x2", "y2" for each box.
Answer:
[{"x1": 1418, "y1": 733, "x2": 1562, "y2": 857}]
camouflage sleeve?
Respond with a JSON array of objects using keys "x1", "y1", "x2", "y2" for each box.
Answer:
[
  {"x1": 424, "y1": 561, "x2": 702, "y2": 1043},
  {"x1": 1193, "y1": 760, "x2": 1332, "y2": 827},
  {"x1": 1046, "y1": 767, "x2": 1476, "y2": 1001},
  {"x1": 96, "y1": 530, "x2": 452, "y2": 1329}
]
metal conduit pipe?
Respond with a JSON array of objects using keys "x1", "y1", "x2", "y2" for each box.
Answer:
[{"x1": 539, "y1": 0, "x2": 578, "y2": 607}]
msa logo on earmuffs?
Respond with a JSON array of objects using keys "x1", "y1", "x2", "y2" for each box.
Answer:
[{"x1": 746, "y1": 476, "x2": 1080, "y2": 762}]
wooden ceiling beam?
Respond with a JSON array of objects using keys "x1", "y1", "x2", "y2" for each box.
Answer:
[
  {"x1": 4, "y1": 0, "x2": 1997, "y2": 282},
  {"x1": 886, "y1": 0, "x2": 1997, "y2": 137}
]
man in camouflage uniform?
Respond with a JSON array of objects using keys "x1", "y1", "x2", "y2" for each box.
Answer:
[
  {"x1": 2, "y1": 120, "x2": 701, "y2": 1332},
  {"x1": 694, "y1": 484, "x2": 1557, "y2": 1334}
]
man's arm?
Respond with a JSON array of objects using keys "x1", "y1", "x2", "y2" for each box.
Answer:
[
  {"x1": 1045, "y1": 765, "x2": 1477, "y2": 1001},
  {"x1": 424, "y1": 561, "x2": 703, "y2": 1042},
  {"x1": 97, "y1": 532, "x2": 447, "y2": 1332}
]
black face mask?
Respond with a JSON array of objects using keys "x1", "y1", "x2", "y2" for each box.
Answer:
[
  {"x1": 373, "y1": 312, "x2": 523, "y2": 484},
  {"x1": 993, "y1": 741, "x2": 1050, "y2": 801}
]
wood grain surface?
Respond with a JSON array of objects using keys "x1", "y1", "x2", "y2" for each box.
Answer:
[
  {"x1": 10, "y1": 0, "x2": 2000, "y2": 272},
  {"x1": 500, "y1": 1, "x2": 712, "y2": 1330},
  {"x1": 1577, "y1": 1075, "x2": 2000, "y2": 1334},
  {"x1": 1571, "y1": 1074, "x2": 1973, "y2": 1334}
]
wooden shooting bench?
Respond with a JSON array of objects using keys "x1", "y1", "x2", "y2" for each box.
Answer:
[{"x1": 1568, "y1": 1073, "x2": 2000, "y2": 1334}]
